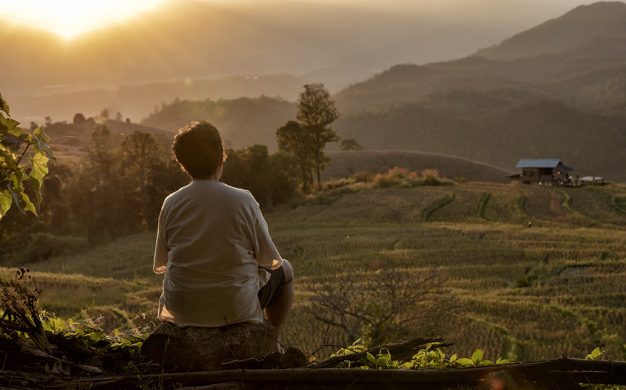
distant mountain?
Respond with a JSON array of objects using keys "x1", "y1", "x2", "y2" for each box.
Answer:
[
  {"x1": 2, "y1": 0, "x2": 580, "y2": 124},
  {"x1": 329, "y1": 2, "x2": 626, "y2": 180},
  {"x1": 45, "y1": 119, "x2": 172, "y2": 162},
  {"x1": 141, "y1": 96, "x2": 297, "y2": 149},
  {"x1": 98, "y1": 2, "x2": 626, "y2": 180},
  {"x1": 336, "y1": 2, "x2": 626, "y2": 114},
  {"x1": 476, "y1": 2, "x2": 626, "y2": 60},
  {"x1": 335, "y1": 89, "x2": 626, "y2": 179},
  {"x1": 9, "y1": 74, "x2": 303, "y2": 123},
  {"x1": 0, "y1": 0, "x2": 534, "y2": 96}
]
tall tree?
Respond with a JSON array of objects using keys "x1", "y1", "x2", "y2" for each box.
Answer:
[
  {"x1": 297, "y1": 83, "x2": 339, "y2": 191},
  {"x1": 120, "y1": 131, "x2": 162, "y2": 227},
  {"x1": 276, "y1": 120, "x2": 313, "y2": 193}
]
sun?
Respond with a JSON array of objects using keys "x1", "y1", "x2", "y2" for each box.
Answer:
[{"x1": 0, "y1": 0, "x2": 167, "y2": 39}]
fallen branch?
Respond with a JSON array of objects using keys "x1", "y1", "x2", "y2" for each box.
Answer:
[{"x1": 51, "y1": 357, "x2": 626, "y2": 389}]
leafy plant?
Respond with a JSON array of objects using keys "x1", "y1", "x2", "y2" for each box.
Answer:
[
  {"x1": 330, "y1": 340, "x2": 510, "y2": 370},
  {"x1": 0, "y1": 93, "x2": 53, "y2": 219}
]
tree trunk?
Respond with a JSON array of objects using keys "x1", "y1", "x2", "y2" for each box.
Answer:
[{"x1": 316, "y1": 151, "x2": 321, "y2": 191}]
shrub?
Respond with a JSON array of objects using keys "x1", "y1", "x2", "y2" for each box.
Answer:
[
  {"x1": 372, "y1": 167, "x2": 454, "y2": 188},
  {"x1": 20, "y1": 233, "x2": 86, "y2": 263}
]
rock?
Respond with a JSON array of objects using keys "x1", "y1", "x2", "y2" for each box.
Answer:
[{"x1": 141, "y1": 321, "x2": 276, "y2": 371}]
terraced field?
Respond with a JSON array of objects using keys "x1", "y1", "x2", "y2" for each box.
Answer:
[{"x1": 5, "y1": 182, "x2": 626, "y2": 362}]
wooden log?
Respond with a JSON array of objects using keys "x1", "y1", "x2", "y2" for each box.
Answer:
[
  {"x1": 63, "y1": 358, "x2": 626, "y2": 389},
  {"x1": 179, "y1": 383, "x2": 243, "y2": 390}
]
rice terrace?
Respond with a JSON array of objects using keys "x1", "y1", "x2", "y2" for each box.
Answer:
[{"x1": 2, "y1": 0, "x2": 626, "y2": 389}]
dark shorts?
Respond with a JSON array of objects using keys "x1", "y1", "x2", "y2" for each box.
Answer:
[{"x1": 258, "y1": 266, "x2": 286, "y2": 309}]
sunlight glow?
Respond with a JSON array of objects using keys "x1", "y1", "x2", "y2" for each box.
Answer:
[{"x1": 0, "y1": 0, "x2": 166, "y2": 39}]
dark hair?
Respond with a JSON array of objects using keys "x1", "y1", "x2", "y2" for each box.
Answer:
[{"x1": 172, "y1": 121, "x2": 225, "y2": 179}]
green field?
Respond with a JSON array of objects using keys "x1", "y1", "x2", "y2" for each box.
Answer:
[{"x1": 6, "y1": 182, "x2": 626, "y2": 361}]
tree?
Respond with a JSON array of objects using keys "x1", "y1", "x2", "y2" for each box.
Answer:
[
  {"x1": 297, "y1": 83, "x2": 339, "y2": 191},
  {"x1": 120, "y1": 131, "x2": 163, "y2": 227},
  {"x1": 115, "y1": 112, "x2": 123, "y2": 122},
  {"x1": 276, "y1": 121, "x2": 314, "y2": 193},
  {"x1": 222, "y1": 145, "x2": 298, "y2": 207},
  {"x1": 340, "y1": 138, "x2": 363, "y2": 151},
  {"x1": 0, "y1": 93, "x2": 52, "y2": 220},
  {"x1": 73, "y1": 113, "x2": 86, "y2": 125}
]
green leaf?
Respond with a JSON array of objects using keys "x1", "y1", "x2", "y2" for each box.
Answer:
[
  {"x1": 0, "y1": 190, "x2": 12, "y2": 219},
  {"x1": 0, "y1": 114, "x2": 21, "y2": 137},
  {"x1": 471, "y1": 349, "x2": 484, "y2": 363},
  {"x1": 585, "y1": 347, "x2": 603, "y2": 360},
  {"x1": 29, "y1": 152, "x2": 49, "y2": 188},
  {"x1": 455, "y1": 358, "x2": 475, "y2": 367},
  {"x1": 21, "y1": 192, "x2": 37, "y2": 215},
  {"x1": 366, "y1": 352, "x2": 376, "y2": 365}
]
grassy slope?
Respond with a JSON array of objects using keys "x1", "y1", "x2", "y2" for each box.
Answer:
[
  {"x1": 5, "y1": 183, "x2": 626, "y2": 360},
  {"x1": 324, "y1": 150, "x2": 513, "y2": 183}
]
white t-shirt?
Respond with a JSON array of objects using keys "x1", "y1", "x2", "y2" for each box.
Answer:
[{"x1": 153, "y1": 180, "x2": 282, "y2": 327}]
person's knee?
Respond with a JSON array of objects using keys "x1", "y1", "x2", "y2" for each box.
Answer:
[{"x1": 281, "y1": 259, "x2": 294, "y2": 284}]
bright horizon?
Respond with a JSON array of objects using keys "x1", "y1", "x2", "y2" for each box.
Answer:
[
  {"x1": 1, "y1": 0, "x2": 594, "y2": 39},
  {"x1": 0, "y1": 0, "x2": 166, "y2": 38}
]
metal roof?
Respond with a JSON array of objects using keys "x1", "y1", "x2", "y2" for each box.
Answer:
[{"x1": 516, "y1": 159, "x2": 562, "y2": 169}]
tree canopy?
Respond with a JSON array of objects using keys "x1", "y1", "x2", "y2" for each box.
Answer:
[{"x1": 276, "y1": 84, "x2": 339, "y2": 192}]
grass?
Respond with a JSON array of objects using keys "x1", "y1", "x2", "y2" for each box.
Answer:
[{"x1": 4, "y1": 182, "x2": 626, "y2": 361}]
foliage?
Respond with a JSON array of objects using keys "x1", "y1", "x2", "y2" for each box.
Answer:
[
  {"x1": 580, "y1": 348, "x2": 626, "y2": 390},
  {"x1": 0, "y1": 93, "x2": 53, "y2": 220},
  {"x1": 0, "y1": 268, "x2": 149, "y2": 375},
  {"x1": 222, "y1": 145, "x2": 298, "y2": 207},
  {"x1": 277, "y1": 121, "x2": 314, "y2": 193},
  {"x1": 330, "y1": 340, "x2": 510, "y2": 369},
  {"x1": 372, "y1": 167, "x2": 454, "y2": 188},
  {"x1": 277, "y1": 84, "x2": 339, "y2": 192},
  {"x1": 340, "y1": 138, "x2": 363, "y2": 151}
]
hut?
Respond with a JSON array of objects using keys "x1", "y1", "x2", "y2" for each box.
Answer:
[{"x1": 511, "y1": 159, "x2": 572, "y2": 185}]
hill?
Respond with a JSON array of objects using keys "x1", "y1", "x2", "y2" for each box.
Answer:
[
  {"x1": 324, "y1": 150, "x2": 513, "y2": 182},
  {"x1": 335, "y1": 2, "x2": 626, "y2": 114},
  {"x1": 14, "y1": 182, "x2": 626, "y2": 361},
  {"x1": 334, "y1": 91, "x2": 626, "y2": 180},
  {"x1": 45, "y1": 119, "x2": 172, "y2": 161},
  {"x1": 8, "y1": 74, "x2": 304, "y2": 123},
  {"x1": 1, "y1": 1, "x2": 589, "y2": 123},
  {"x1": 330, "y1": 2, "x2": 626, "y2": 181},
  {"x1": 476, "y1": 2, "x2": 626, "y2": 60},
  {"x1": 140, "y1": 96, "x2": 297, "y2": 149}
]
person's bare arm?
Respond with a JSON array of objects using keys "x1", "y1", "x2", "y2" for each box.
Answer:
[
  {"x1": 248, "y1": 195, "x2": 282, "y2": 283},
  {"x1": 153, "y1": 204, "x2": 168, "y2": 274}
]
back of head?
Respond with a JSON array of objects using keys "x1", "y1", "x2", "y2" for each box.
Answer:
[{"x1": 173, "y1": 121, "x2": 224, "y2": 179}]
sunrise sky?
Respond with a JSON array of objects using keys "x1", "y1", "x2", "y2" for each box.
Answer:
[{"x1": 1, "y1": 0, "x2": 590, "y2": 39}]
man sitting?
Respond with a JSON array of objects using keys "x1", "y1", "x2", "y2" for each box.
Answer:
[{"x1": 153, "y1": 121, "x2": 294, "y2": 349}]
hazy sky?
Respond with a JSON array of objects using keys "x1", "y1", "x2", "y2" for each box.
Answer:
[{"x1": 1, "y1": 0, "x2": 593, "y2": 38}]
